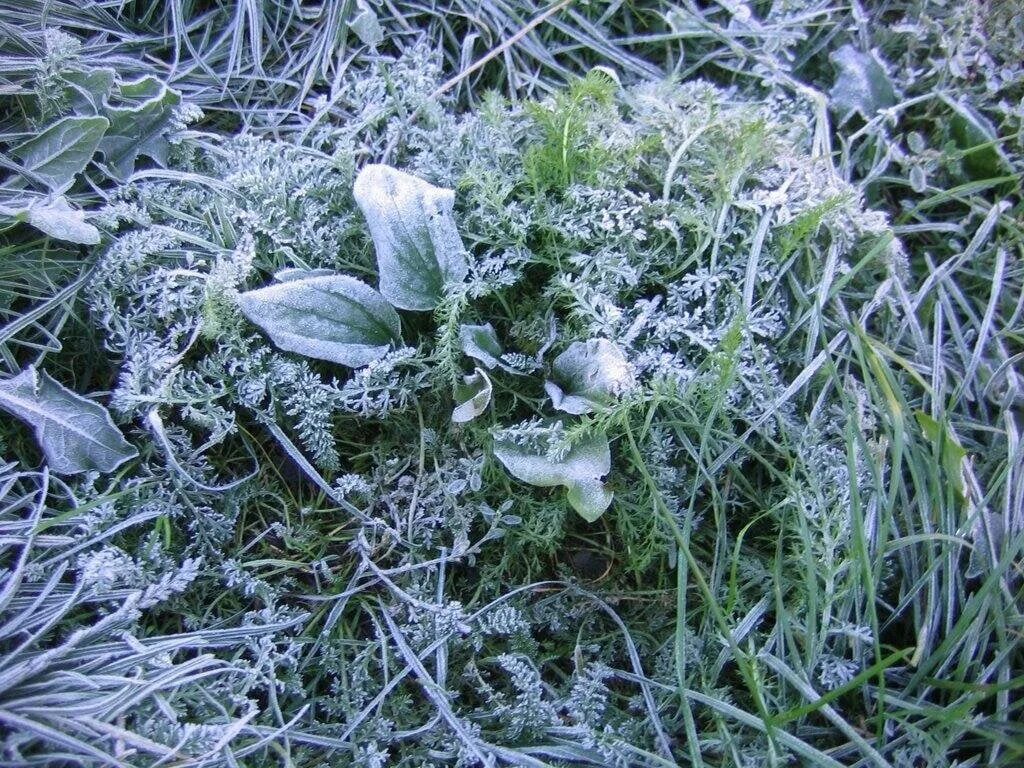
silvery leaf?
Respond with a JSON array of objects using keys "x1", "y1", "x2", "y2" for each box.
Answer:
[
  {"x1": 0, "y1": 366, "x2": 137, "y2": 475},
  {"x1": 275, "y1": 268, "x2": 336, "y2": 282},
  {"x1": 353, "y1": 164, "x2": 469, "y2": 311},
  {"x1": 98, "y1": 77, "x2": 181, "y2": 180},
  {"x1": 829, "y1": 46, "x2": 895, "y2": 123},
  {"x1": 459, "y1": 323, "x2": 503, "y2": 369},
  {"x1": 11, "y1": 115, "x2": 108, "y2": 191},
  {"x1": 492, "y1": 431, "x2": 613, "y2": 522},
  {"x1": 545, "y1": 338, "x2": 634, "y2": 415},
  {"x1": 236, "y1": 273, "x2": 401, "y2": 367},
  {"x1": 349, "y1": 0, "x2": 383, "y2": 46},
  {"x1": 24, "y1": 196, "x2": 101, "y2": 244},
  {"x1": 452, "y1": 368, "x2": 492, "y2": 424}
]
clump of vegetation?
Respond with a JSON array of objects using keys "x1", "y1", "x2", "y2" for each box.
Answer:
[{"x1": 0, "y1": 2, "x2": 1021, "y2": 767}]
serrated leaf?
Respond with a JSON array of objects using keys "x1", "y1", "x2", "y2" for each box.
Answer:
[
  {"x1": 829, "y1": 45, "x2": 895, "y2": 123},
  {"x1": 353, "y1": 164, "x2": 469, "y2": 311},
  {"x1": 493, "y1": 431, "x2": 613, "y2": 521},
  {"x1": 544, "y1": 338, "x2": 634, "y2": 415},
  {"x1": 24, "y1": 196, "x2": 101, "y2": 244},
  {"x1": 98, "y1": 77, "x2": 181, "y2": 180},
  {"x1": 236, "y1": 273, "x2": 402, "y2": 367},
  {"x1": 11, "y1": 115, "x2": 109, "y2": 191},
  {"x1": 452, "y1": 368, "x2": 492, "y2": 423},
  {"x1": 460, "y1": 323, "x2": 503, "y2": 369},
  {"x1": 0, "y1": 366, "x2": 137, "y2": 475}
]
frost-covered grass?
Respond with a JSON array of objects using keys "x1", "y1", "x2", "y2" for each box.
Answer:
[{"x1": 0, "y1": 2, "x2": 1022, "y2": 767}]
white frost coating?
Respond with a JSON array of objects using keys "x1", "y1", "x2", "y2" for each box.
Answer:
[
  {"x1": 492, "y1": 432, "x2": 613, "y2": 522},
  {"x1": 451, "y1": 367, "x2": 492, "y2": 423},
  {"x1": 25, "y1": 196, "x2": 101, "y2": 245},
  {"x1": 236, "y1": 273, "x2": 401, "y2": 367},
  {"x1": 545, "y1": 338, "x2": 635, "y2": 415},
  {"x1": 0, "y1": 366, "x2": 137, "y2": 475},
  {"x1": 459, "y1": 323, "x2": 503, "y2": 369},
  {"x1": 353, "y1": 164, "x2": 469, "y2": 311}
]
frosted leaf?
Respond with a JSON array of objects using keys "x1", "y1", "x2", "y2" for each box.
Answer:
[
  {"x1": 493, "y1": 430, "x2": 613, "y2": 522},
  {"x1": 545, "y1": 339, "x2": 635, "y2": 415},
  {"x1": 25, "y1": 196, "x2": 101, "y2": 244},
  {"x1": 459, "y1": 323, "x2": 503, "y2": 369},
  {"x1": 452, "y1": 367, "x2": 492, "y2": 423},
  {"x1": 236, "y1": 273, "x2": 401, "y2": 367},
  {"x1": 11, "y1": 115, "x2": 108, "y2": 191},
  {"x1": 275, "y1": 267, "x2": 336, "y2": 282},
  {"x1": 0, "y1": 366, "x2": 137, "y2": 474},
  {"x1": 353, "y1": 164, "x2": 469, "y2": 311},
  {"x1": 829, "y1": 46, "x2": 895, "y2": 123},
  {"x1": 349, "y1": 0, "x2": 383, "y2": 47}
]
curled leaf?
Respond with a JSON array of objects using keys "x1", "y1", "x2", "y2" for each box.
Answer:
[
  {"x1": 0, "y1": 366, "x2": 137, "y2": 475},
  {"x1": 545, "y1": 338, "x2": 634, "y2": 414},
  {"x1": 353, "y1": 164, "x2": 469, "y2": 311},
  {"x1": 236, "y1": 273, "x2": 401, "y2": 367},
  {"x1": 452, "y1": 368, "x2": 492, "y2": 424},
  {"x1": 492, "y1": 430, "x2": 613, "y2": 522},
  {"x1": 459, "y1": 323, "x2": 503, "y2": 369}
]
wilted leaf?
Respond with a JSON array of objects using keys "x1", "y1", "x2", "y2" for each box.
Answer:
[
  {"x1": 460, "y1": 323, "x2": 503, "y2": 369},
  {"x1": 24, "y1": 196, "x2": 101, "y2": 244},
  {"x1": 0, "y1": 366, "x2": 137, "y2": 475},
  {"x1": 829, "y1": 45, "x2": 895, "y2": 123},
  {"x1": 98, "y1": 77, "x2": 182, "y2": 180},
  {"x1": 545, "y1": 338, "x2": 634, "y2": 414},
  {"x1": 11, "y1": 115, "x2": 109, "y2": 191},
  {"x1": 353, "y1": 164, "x2": 469, "y2": 311},
  {"x1": 493, "y1": 430, "x2": 613, "y2": 522},
  {"x1": 452, "y1": 367, "x2": 492, "y2": 423},
  {"x1": 236, "y1": 273, "x2": 401, "y2": 367}
]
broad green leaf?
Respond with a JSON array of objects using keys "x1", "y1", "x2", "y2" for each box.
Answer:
[
  {"x1": 98, "y1": 77, "x2": 182, "y2": 180},
  {"x1": 236, "y1": 273, "x2": 402, "y2": 367},
  {"x1": 459, "y1": 323, "x2": 503, "y2": 369},
  {"x1": 452, "y1": 368, "x2": 492, "y2": 423},
  {"x1": 544, "y1": 338, "x2": 634, "y2": 415},
  {"x1": 62, "y1": 67, "x2": 115, "y2": 114},
  {"x1": 829, "y1": 46, "x2": 895, "y2": 123},
  {"x1": 0, "y1": 366, "x2": 137, "y2": 475},
  {"x1": 493, "y1": 430, "x2": 613, "y2": 522},
  {"x1": 11, "y1": 115, "x2": 109, "y2": 191},
  {"x1": 948, "y1": 101, "x2": 1011, "y2": 181},
  {"x1": 353, "y1": 164, "x2": 469, "y2": 311},
  {"x1": 24, "y1": 196, "x2": 101, "y2": 244}
]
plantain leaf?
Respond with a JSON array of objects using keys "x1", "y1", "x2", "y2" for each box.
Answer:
[
  {"x1": 353, "y1": 164, "x2": 469, "y2": 311},
  {"x1": 493, "y1": 430, "x2": 613, "y2": 522},
  {"x1": 0, "y1": 366, "x2": 137, "y2": 475},
  {"x1": 11, "y1": 115, "x2": 109, "y2": 191},
  {"x1": 545, "y1": 338, "x2": 635, "y2": 415},
  {"x1": 452, "y1": 368, "x2": 492, "y2": 423},
  {"x1": 236, "y1": 273, "x2": 401, "y2": 367}
]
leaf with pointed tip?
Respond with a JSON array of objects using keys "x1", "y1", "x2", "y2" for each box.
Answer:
[
  {"x1": 353, "y1": 164, "x2": 468, "y2": 311},
  {"x1": 492, "y1": 431, "x2": 613, "y2": 521},
  {"x1": 460, "y1": 323, "x2": 503, "y2": 369},
  {"x1": 0, "y1": 366, "x2": 137, "y2": 475},
  {"x1": 349, "y1": 0, "x2": 383, "y2": 46},
  {"x1": 98, "y1": 77, "x2": 181, "y2": 180},
  {"x1": 236, "y1": 273, "x2": 401, "y2": 367},
  {"x1": 11, "y1": 115, "x2": 109, "y2": 191},
  {"x1": 62, "y1": 68, "x2": 115, "y2": 114},
  {"x1": 452, "y1": 368, "x2": 492, "y2": 423},
  {"x1": 545, "y1": 338, "x2": 634, "y2": 414},
  {"x1": 22, "y1": 196, "x2": 101, "y2": 244},
  {"x1": 829, "y1": 46, "x2": 895, "y2": 123}
]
